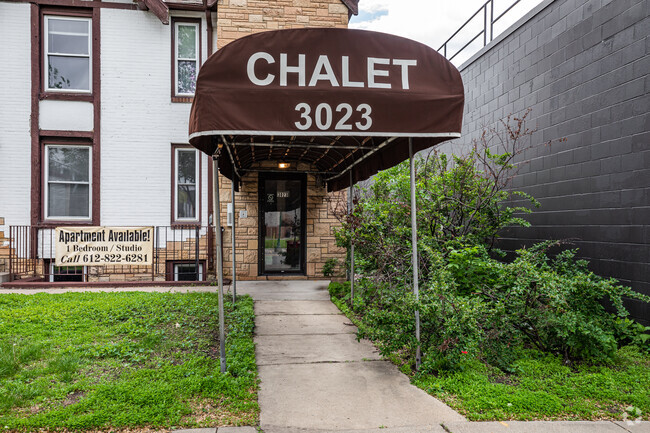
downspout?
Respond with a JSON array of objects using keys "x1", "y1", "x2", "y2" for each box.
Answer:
[
  {"x1": 206, "y1": 9, "x2": 212, "y2": 56},
  {"x1": 205, "y1": 0, "x2": 217, "y2": 55}
]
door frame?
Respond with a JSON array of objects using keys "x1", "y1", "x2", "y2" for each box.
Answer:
[{"x1": 258, "y1": 172, "x2": 307, "y2": 276}]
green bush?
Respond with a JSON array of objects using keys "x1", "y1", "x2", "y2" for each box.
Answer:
[
  {"x1": 327, "y1": 111, "x2": 650, "y2": 419},
  {"x1": 322, "y1": 258, "x2": 340, "y2": 277},
  {"x1": 331, "y1": 111, "x2": 649, "y2": 373},
  {"x1": 455, "y1": 242, "x2": 649, "y2": 364},
  {"x1": 327, "y1": 281, "x2": 349, "y2": 299},
  {"x1": 612, "y1": 317, "x2": 650, "y2": 353},
  {"x1": 335, "y1": 111, "x2": 540, "y2": 285},
  {"x1": 331, "y1": 243, "x2": 650, "y2": 375}
]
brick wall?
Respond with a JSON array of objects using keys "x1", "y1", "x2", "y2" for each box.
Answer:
[
  {"x1": 0, "y1": 3, "x2": 31, "y2": 254},
  {"x1": 100, "y1": 9, "x2": 211, "y2": 228},
  {"x1": 216, "y1": 0, "x2": 349, "y2": 49},
  {"x1": 438, "y1": 0, "x2": 649, "y2": 321}
]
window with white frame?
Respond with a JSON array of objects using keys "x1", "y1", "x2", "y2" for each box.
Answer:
[
  {"x1": 44, "y1": 16, "x2": 92, "y2": 92},
  {"x1": 172, "y1": 262, "x2": 204, "y2": 281},
  {"x1": 175, "y1": 148, "x2": 199, "y2": 221},
  {"x1": 45, "y1": 145, "x2": 91, "y2": 219},
  {"x1": 49, "y1": 261, "x2": 86, "y2": 282},
  {"x1": 174, "y1": 21, "x2": 199, "y2": 96}
]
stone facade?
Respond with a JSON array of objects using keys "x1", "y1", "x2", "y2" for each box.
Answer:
[
  {"x1": 217, "y1": 163, "x2": 347, "y2": 281},
  {"x1": 216, "y1": 0, "x2": 349, "y2": 49},
  {"x1": 213, "y1": 0, "x2": 350, "y2": 280}
]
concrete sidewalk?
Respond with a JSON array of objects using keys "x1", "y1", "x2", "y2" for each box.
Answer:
[{"x1": 238, "y1": 280, "x2": 466, "y2": 432}]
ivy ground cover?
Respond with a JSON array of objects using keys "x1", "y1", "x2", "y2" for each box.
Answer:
[{"x1": 0, "y1": 292, "x2": 258, "y2": 432}]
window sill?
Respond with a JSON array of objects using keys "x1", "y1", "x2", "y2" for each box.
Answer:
[
  {"x1": 171, "y1": 221, "x2": 202, "y2": 229},
  {"x1": 171, "y1": 96, "x2": 194, "y2": 103},
  {"x1": 39, "y1": 220, "x2": 94, "y2": 228},
  {"x1": 40, "y1": 92, "x2": 93, "y2": 102}
]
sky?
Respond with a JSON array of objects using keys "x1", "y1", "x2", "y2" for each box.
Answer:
[{"x1": 349, "y1": 0, "x2": 545, "y2": 65}]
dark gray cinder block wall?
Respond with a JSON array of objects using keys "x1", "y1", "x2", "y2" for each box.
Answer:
[{"x1": 439, "y1": 0, "x2": 649, "y2": 322}]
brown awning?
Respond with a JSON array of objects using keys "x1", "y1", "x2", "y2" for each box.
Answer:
[{"x1": 189, "y1": 28, "x2": 464, "y2": 191}]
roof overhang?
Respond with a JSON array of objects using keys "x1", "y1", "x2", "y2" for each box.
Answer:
[
  {"x1": 138, "y1": 0, "x2": 169, "y2": 24},
  {"x1": 189, "y1": 28, "x2": 464, "y2": 191}
]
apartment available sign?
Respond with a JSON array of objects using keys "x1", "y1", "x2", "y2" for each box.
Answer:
[{"x1": 55, "y1": 227, "x2": 154, "y2": 266}]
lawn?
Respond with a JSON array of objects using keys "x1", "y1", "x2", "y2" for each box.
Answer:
[
  {"x1": 412, "y1": 347, "x2": 649, "y2": 421},
  {"x1": 0, "y1": 291, "x2": 258, "y2": 432}
]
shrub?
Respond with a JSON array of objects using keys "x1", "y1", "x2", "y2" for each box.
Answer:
[
  {"x1": 331, "y1": 243, "x2": 650, "y2": 374},
  {"x1": 329, "y1": 111, "x2": 649, "y2": 372},
  {"x1": 327, "y1": 281, "x2": 349, "y2": 299},
  {"x1": 612, "y1": 318, "x2": 650, "y2": 353},
  {"x1": 333, "y1": 110, "x2": 540, "y2": 288},
  {"x1": 474, "y1": 242, "x2": 649, "y2": 364},
  {"x1": 322, "y1": 258, "x2": 340, "y2": 277}
]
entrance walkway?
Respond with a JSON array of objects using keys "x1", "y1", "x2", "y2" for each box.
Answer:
[{"x1": 237, "y1": 280, "x2": 465, "y2": 433}]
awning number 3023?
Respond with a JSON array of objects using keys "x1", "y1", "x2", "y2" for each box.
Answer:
[{"x1": 294, "y1": 102, "x2": 372, "y2": 131}]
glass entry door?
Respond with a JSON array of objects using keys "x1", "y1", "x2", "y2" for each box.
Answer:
[{"x1": 259, "y1": 173, "x2": 306, "y2": 274}]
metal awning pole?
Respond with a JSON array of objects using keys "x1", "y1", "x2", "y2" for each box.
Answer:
[
  {"x1": 231, "y1": 178, "x2": 237, "y2": 303},
  {"x1": 409, "y1": 138, "x2": 421, "y2": 370},
  {"x1": 348, "y1": 170, "x2": 354, "y2": 303},
  {"x1": 212, "y1": 156, "x2": 227, "y2": 373}
]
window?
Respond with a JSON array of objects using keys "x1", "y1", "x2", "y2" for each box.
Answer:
[
  {"x1": 173, "y1": 20, "x2": 199, "y2": 97},
  {"x1": 45, "y1": 145, "x2": 91, "y2": 219},
  {"x1": 172, "y1": 262, "x2": 204, "y2": 281},
  {"x1": 47, "y1": 261, "x2": 86, "y2": 282},
  {"x1": 174, "y1": 147, "x2": 199, "y2": 222},
  {"x1": 44, "y1": 16, "x2": 92, "y2": 92}
]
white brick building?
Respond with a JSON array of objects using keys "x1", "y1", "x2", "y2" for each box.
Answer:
[{"x1": 0, "y1": 0, "x2": 356, "y2": 284}]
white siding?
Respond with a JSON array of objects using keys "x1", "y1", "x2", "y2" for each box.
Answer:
[
  {"x1": 100, "y1": 9, "x2": 210, "y2": 227},
  {"x1": 39, "y1": 100, "x2": 94, "y2": 131},
  {"x1": 0, "y1": 3, "x2": 32, "y2": 235}
]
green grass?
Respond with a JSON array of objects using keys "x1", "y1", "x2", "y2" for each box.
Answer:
[
  {"x1": 329, "y1": 290, "x2": 650, "y2": 422},
  {"x1": 413, "y1": 347, "x2": 650, "y2": 421},
  {"x1": 0, "y1": 292, "x2": 259, "y2": 431}
]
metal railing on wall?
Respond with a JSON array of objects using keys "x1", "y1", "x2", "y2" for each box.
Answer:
[
  {"x1": 438, "y1": 0, "x2": 525, "y2": 62},
  {"x1": 8, "y1": 225, "x2": 219, "y2": 283}
]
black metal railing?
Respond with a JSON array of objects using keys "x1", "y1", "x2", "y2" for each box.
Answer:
[
  {"x1": 8, "y1": 225, "x2": 218, "y2": 283},
  {"x1": 438, "y1": 0, "x2": 527, "y2": 62},
  {"x1": 8, "y1": 225, "x2": 38, "y2": 278}
]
